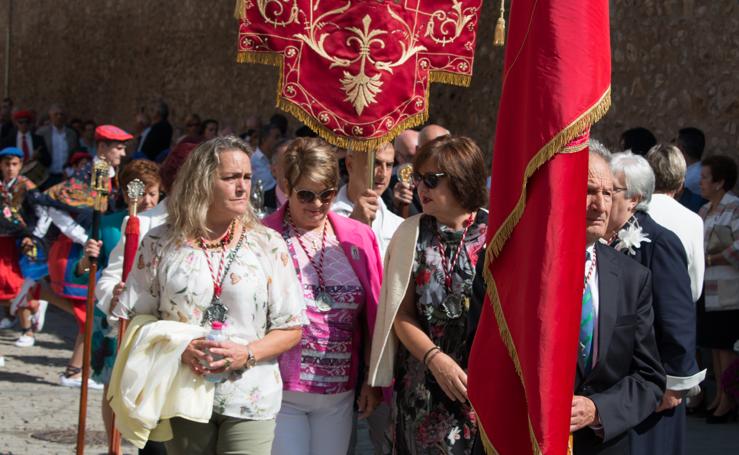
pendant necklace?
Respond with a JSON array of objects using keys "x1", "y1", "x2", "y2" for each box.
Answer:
[
  {"x1": 436, "y1": 213, "x2": 475, "y2": 313},
  {"x1": 198, "y1": 220, "x2": 245, "y2": 325},
  {"x1": 287, "y1": 212, "x2": 333, "y2": 312}
]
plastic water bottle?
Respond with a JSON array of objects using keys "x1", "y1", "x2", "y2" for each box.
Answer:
[{"x1": 204, "y1": 321, "x2": 228, "y2": 383}]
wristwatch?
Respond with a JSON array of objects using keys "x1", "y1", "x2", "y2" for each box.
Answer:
[{"x1": 245, "y1": 346, "x2": 257, "y2": 369}]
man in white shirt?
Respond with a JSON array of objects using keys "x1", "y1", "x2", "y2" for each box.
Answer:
[
  {"x1": 36, "y1": 104, "x2": 79, "y2": 188},
  {"x1": 251, "y1": 123, "x2": 281, "y2": 192},
  {"x1": 646, "y1": 144, "x2": 705, "y2": 302},
  {"x1": 332, "y1": 146, "x2": 399, "y2": 455},
  {"x1": 331, "y1": 143, "x2": 403, "y2": 258}
]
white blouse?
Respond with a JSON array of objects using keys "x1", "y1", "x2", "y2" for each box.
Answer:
[{"x1": 114, "y1": 223, "x2": 306, "y2": 420}]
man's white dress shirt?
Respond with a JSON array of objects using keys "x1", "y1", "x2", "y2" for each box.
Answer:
[
  {"x1": 585, "y1": 243, "x2": 600, "y2": 369},
  {"x1": 331, "y1": 185, "x2": 403, "y2": 259},
  {"x1": 50, "y1": 127, "x2": 70, "y2": 174}
]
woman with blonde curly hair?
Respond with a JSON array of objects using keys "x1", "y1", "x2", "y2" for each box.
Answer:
[{"x1": 113, "y1": 136, "x2": 306, "y2": 454}]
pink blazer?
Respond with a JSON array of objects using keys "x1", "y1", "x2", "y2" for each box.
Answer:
[{"x1": 263, "y1": 204, "x2": 382, "y2": 341}]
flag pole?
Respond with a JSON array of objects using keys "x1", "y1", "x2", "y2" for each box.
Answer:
[{"x1": 108, "y1": 179, "x2": 144, "y2": 454}]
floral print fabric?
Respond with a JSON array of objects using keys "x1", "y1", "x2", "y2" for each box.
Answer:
[
  {"x1": 114, "y1": 223, "x2": 306, "y2": 420},
  {"x1": 393, "y1": 211, "x2": 487, "y2": 454}
]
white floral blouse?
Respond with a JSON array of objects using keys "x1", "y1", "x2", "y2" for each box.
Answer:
[{"x1": 114, "y1": 223, "x2": 306, "y2": 420}]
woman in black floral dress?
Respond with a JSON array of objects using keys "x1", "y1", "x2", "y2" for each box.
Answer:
[{"x1": 381, "y1": 135, "x2": 488, "y2": 454}]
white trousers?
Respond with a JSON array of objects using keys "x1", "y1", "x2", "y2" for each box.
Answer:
[{"x1": 272, "y1": 390, "x2": 354, "y2": 455}]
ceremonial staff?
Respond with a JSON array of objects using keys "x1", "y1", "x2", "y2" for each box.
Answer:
[
  {"x1": 108, "y1": 179, "x2": 145, "y2": 454},
  {"x1": 396, "y1": 163, "x2": 414, "y2": 219},
  {"x1": 76, "y1": 160, "x2": 111, "y2": 455}
]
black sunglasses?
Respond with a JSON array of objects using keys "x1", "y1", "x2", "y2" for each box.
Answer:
[
  {"x1": 295, "y1": 188, "x2": 337, "y2": 204},
  {"x1": 412, "y1": 172, "x2": 447, "y2": 189}
]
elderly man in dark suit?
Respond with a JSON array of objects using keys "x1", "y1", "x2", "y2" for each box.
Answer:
[
  {"x1": 570, "y1": 149, "x2": 665, "y2": 455},
  {"x1": 36, "y1": 104, "x2": 79, "y2": 188},
  {"x1": 605, "y1": 150, "x2": 700, "y2": 455}
]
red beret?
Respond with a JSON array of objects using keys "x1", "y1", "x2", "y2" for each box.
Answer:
[
  {"x1": 13, "y1": 110, "x2": 33, "y2": 121},
  {"x1": 95, "y1": 124, "x2": 133, "y2": 142},
  {"x1": 68, "y1": 150, "x2": 93, "y2": 166}
]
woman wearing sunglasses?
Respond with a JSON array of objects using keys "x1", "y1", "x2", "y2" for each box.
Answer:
[
  {"x1": 263, "y1": 137, "x2": 384, "y2": 455},
  {"x1": 369, "y1": 135, "x2": 488, "y2": 454}
]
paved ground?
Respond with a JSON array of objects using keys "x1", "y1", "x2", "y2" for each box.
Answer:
[{"x1": 1, "y1": 306, "x2": 737, "y2": 454}]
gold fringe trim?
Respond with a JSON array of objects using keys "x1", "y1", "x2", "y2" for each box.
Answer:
[
  {"x1": 429, "y1": 70, "x2": 471, "y2": 88},
  {"x1": 237, "y1": 50, "x2": 470, "y2": 151},
  {"x1": 473, "y1": 87, "x2": 612, "y2": 455},
  {"x1": 476, "y1": 413, "x2": 501, "y2": 455},
  {"x1": 234, "y1": 0, "x2": 246, "y2": 20},
  {"x1": 487, "y1": 88, "x2": 611, "y2": 257},
  {"x1": 237, "y1": 51, "x2": 281, "y2": 67}
]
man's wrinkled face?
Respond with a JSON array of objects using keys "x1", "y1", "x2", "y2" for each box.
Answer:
[{"x1": 586, "y1": 154, "x2": 613, "y2": 244}]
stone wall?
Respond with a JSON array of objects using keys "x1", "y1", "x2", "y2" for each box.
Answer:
[{"x1": 1, "y1": 0, "x2": 737, "y2": 162}]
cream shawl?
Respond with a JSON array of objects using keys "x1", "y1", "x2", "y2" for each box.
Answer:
[{"x1": 368, "y1": 214, "x2": 421, "y2": 386}]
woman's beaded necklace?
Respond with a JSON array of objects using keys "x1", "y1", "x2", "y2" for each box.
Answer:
[
  {"x1": 198, "y1": 219, "x2": 245, "y2": 324},
  {"x1": 286, "y1": 210, "x2": 334, "y2": 310}
]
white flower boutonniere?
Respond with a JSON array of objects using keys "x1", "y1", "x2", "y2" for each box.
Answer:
[{"x1": 614, "y1": 217, "x2": 651, "y2": 255}]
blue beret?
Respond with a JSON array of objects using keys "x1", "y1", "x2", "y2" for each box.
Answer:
[{"x1": 0, "y1": 147, "x2": 24, "y2": 159}]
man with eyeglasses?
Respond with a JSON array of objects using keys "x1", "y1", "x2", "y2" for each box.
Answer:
[
  {"x1": 37, "y1": 104, "x2": 79, "y2": 189},
  {"x1": 332, "y1": 143, "x2": 403, "y2": 259}
]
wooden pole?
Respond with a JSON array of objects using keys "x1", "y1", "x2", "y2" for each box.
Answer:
[
  {"x1": 76, "y1": 234, "x2": 100, "y2": 454},
  {"x1": 109, "y1": 178, "x2": 143, "y2": 455},
  {"x1": 76, "y1": 160, "x2": 110, "y2": 455},
  {"x1": 366, "y1": 149, "x2": 375, "y2": 193}
]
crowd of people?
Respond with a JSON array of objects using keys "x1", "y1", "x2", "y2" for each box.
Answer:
[{"x1": 0, "y1": 95, "x2": 737, "y2": 455}]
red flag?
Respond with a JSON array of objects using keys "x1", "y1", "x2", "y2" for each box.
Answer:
[{"x1": 467, "y1": 1, "x2": 611, "y2": 454}]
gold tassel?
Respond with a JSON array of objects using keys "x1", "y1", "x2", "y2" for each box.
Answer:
[
  {"x1": 234, "y1": 0, "x2": 246, "y2": 20},
  {"x1": 494, "y1": 0, "x2": 506, "y2": 47}
]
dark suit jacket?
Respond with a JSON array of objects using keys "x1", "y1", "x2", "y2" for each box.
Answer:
[
  {"x1": 625, "y1": 212, "x2": 698, "y2": 379},
  {"x1": 1, "y1": 129, "x2": 49, "y2": 164},
  {"x1": 36, "y1": 125, "x2": 79, "y2": 169},
  {"x1": 140, "y1": 121, "x2": 173, "y2": 161},
  {"x1": 573, "y1": 242, "x2": 665, "y2": 455}
]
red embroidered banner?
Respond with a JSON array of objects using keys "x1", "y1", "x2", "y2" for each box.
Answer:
[{"x1": 236, "y1": 0, "x2": 482, "y2": 151}]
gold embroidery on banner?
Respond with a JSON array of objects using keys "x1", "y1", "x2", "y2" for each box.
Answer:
[
  {"x1": 256, "y1": 0, "x2": 299, "y2": 27},
  {"x1": 425, "y1": 0, "x2": 477, "y2": 46},
  {"x1": 293, "y1": 3, "x2": 426, "y2": 115},
  {"x1": 240, "y1": 0, "x2": 476, "y2": 150}
]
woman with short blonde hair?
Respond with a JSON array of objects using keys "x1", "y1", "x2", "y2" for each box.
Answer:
[
  {"x1": 114, "y1": 136, "x2": 306, "y2": 454},
  {"x1": 263, "y1": 137, "x2": 384, "y2": 455}
]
